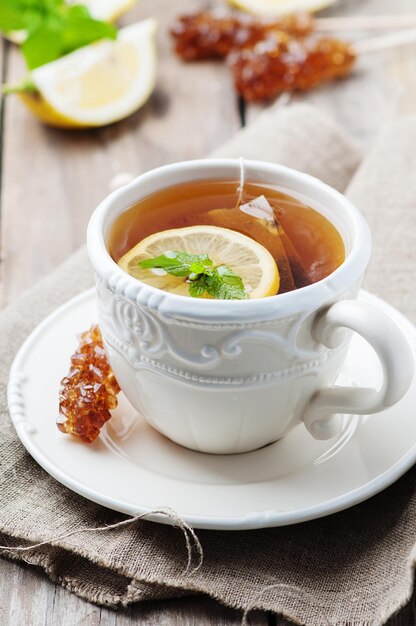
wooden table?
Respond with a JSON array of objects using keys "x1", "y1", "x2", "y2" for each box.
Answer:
[{"x1": 0, "y1": 0, "x2": 415, "y2": 623}]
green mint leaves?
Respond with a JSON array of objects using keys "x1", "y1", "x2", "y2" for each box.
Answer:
[
  {"x1": 139, "y1": 251, "x2": 248, "y2": 300},
  {"x1": 0, "y1": 0, "x2": 116, "y2": 70},
  {"x1": 140, "y1": 251, "x2": 213, "y2": 277},
  {"x1": 188, "y1": 264, "x2": 249, "y2": 300}
]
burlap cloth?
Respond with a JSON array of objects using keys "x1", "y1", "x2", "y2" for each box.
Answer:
[{"x1": 1, "y1": 105, "x2": 415, "y2": 626}]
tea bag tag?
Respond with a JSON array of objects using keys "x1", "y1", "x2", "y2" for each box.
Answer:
[{"x1": 240, "y1": 195, "x2": 275, "y2": 224}]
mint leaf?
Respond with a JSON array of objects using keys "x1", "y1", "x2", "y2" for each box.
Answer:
[
  {"x1": 0, "y1": 0, "x2": 117, "y2": 70},
  {"x1": 22, "y1": 22, "x2": 63, "y2": 69},
  {"x1": 139, "y1": 251, "x2": 248, "y2": 300},
  {"x1": 0, "y1": 0, "x2": 43, "y2": 32},
  {"x1": 0, "y1": 0, "x2": 61, "y2": 33},
  {"x1": 63, "y1": 3, "x2": 90, "y2": 18},
  {"x1": 205, "y1": 266, "x2": 248, "y2": 300},
  {"x1": 188, "y1": 279, "x2": 208, "y2": 298},
  {"x1": 58, "y1": 5, "x2": 116, "y2": 54},
  {"x1": 139, "y1": 252, "x2": 213, "y2": 278}
]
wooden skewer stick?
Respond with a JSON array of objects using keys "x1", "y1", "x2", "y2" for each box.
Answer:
[
  {"x1": 316, "y1": 14, "x2": 416, "y2": 32},
  {"x1": 354, "y1": 28, "x2": 416, "y2": 55}
]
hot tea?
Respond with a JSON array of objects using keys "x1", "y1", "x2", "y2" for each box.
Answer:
[{"x1": 108, "y1": 179, "x2": 345, "y2": 297}]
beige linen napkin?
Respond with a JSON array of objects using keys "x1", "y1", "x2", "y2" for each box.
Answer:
[{"x1": 1, "y1": 105, "x2": 415, "y2": 626}]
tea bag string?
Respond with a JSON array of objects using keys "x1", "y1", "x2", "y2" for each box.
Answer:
[
  {"x1": 0, "y1": 507, "x2": 203, "y2": 576},
  {"x1": 236, "y1": 156, "x2": 245, "y2": 208}
]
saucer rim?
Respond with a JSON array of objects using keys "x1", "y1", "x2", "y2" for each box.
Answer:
[{"x1": 8, "y1": 288, "x2": 416, "y2": 530}]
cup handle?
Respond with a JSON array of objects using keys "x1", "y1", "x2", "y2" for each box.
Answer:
[{"x1": 303, "y1": 299, "x2": 414, "y2": 440}]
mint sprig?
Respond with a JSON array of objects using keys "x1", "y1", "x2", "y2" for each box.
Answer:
[
  {"x1": 139, "y1": 252, "x2": 248, "y2": 300},
  {"x1": 0, "y1": 0, "x2": 116, "y2": 70}
]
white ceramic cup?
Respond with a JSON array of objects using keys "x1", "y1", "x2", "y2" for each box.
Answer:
[{"x1": 87, "y1": 159, "x2": 414, "y2": 454}]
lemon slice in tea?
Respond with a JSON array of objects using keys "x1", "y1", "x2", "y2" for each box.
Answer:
[
  {"x1": 228, "y1": 0, "x2": 337, "y2": 16},
  {"x1": 20, "y1": 19, "x2": 157, "y2": 129},
  {"x1": 118, "y1": 225, "x2": 280, "y2": 299}
]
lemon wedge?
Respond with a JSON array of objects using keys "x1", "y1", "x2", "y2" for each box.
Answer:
[
  {"x1": 228, "y1": 0, "x2": 337, "y2": 16},
  {"x1": 19, "y1": 19, "x2": 157, "y2": 129},
  {"x1": 118, "y1": 225, "x2": 280, "y2": 299}
]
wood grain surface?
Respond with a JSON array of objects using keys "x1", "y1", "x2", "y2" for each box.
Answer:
[{"x1": 0, "y1": 0, "x2": 415, "y2": 624}]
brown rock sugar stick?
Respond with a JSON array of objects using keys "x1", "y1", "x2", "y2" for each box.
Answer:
[
  {"x1": 171, "y1": 11, "x2": 314, "y2": 60},
  {"x1": 171, "y1": 10, "x2": 416, "y2": 63},
  {"x1": 228, "y1": 28, "x2": 416, "y2": 101},
  {"x1": 228, "y1": 34, "x2": 356, "y2": 101},
  {"x1": 57, "y1": 325, "x2": 120, "y2": 443}
]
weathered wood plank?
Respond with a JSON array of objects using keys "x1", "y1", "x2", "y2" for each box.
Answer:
[
  {"x1": 0, "y1": 0, "x2": 239, "y2": 307},
  {"x1": 0, "y1": 559, "x2": 52, "y2": 625},
  {"x1": 122, "y1": 596, "x2": 269, "y2": 625}
]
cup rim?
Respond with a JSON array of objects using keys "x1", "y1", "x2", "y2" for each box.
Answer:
[{"x1": 87, "y1": 158, "x2": 372, "y2": 322}]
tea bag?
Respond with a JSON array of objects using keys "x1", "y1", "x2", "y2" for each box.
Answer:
[
  {"x1": 239, "y1": 195, "x2": 297, "y2": 293},
  {"x1": 207, "y1": 195, "x2": 311, "y2": 292},
  {"x1": 243, "y1": 196, "x2": 313, "y2": 290},
  {"x1": 206, "y1": 160, "x2": 311, "y2": 293},
  {"x1": 207, "y1": 200, "x2": 290, "y2": 293}
]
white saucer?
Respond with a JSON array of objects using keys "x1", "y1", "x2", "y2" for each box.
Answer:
[{"x1": 8, "y1": 289, "x2": 416, "y2": 531}]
